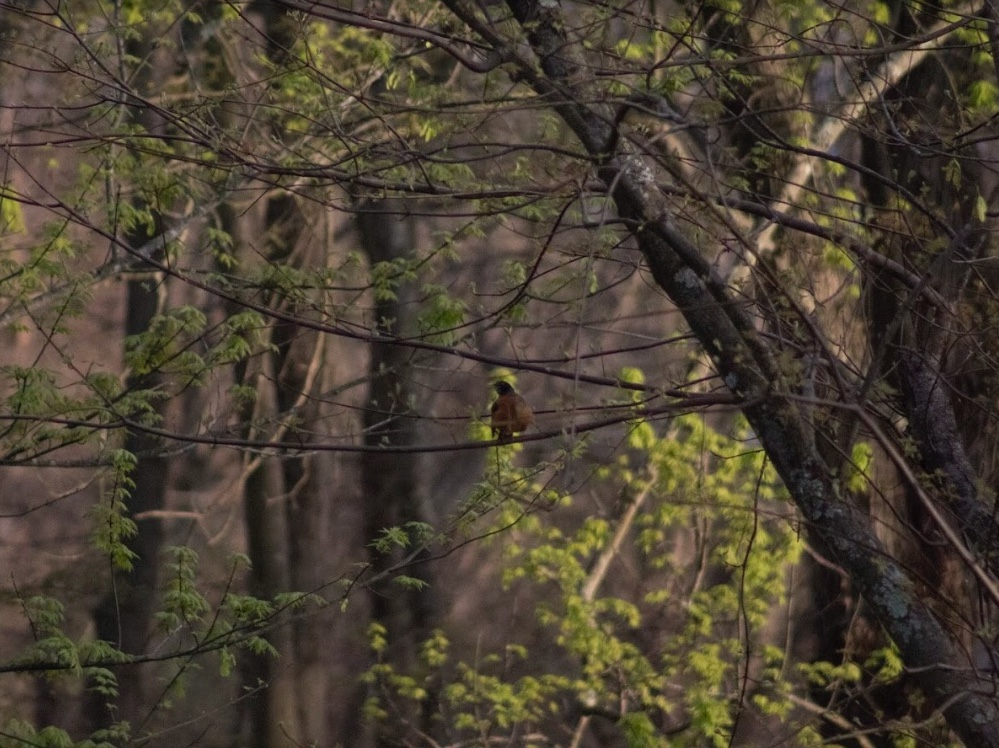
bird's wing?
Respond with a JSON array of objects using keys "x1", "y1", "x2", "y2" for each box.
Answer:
[{"x1": 514, "y1": 397, "x2": 533, "y2": 428}]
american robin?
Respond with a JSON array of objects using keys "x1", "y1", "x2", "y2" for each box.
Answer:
[{"x1": 490, "y1": 381, "x2": 533, "y2": 443}]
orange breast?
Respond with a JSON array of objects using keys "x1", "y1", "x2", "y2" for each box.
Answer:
[{"x1": 491, "y1": 393, "x2": 532, "y2": 439}]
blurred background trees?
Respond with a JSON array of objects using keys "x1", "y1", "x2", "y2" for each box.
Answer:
[{"x1": 1, "y1": 0, "x2": 999, "y2": 746}]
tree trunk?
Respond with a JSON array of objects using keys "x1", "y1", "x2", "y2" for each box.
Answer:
[
  {"x1": 87, "y1": 35, "x2": 173, "y2": 736},
  {"x1": 222, "y1": 198, "x2": 298, "y2": 748},
  {"x1": 357, "y1": 198, "x2": 438, "y2": 746}
]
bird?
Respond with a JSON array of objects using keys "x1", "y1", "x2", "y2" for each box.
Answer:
[{"x1": 490, "y1": 381, "x2": 533, "y2": 443}]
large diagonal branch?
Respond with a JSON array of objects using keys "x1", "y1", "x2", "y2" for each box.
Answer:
[{"x1": 501, "y1": 1, "x2": 999, "y2": 744}]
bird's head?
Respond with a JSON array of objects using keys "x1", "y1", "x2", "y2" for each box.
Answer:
[{"x1": 494, "y1": 381, "x2": 515, "y2": 396}]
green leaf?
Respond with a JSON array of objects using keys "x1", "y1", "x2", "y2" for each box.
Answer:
[{"x1": 976, "y1": 194, "x2": 988, "y2": 223}]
